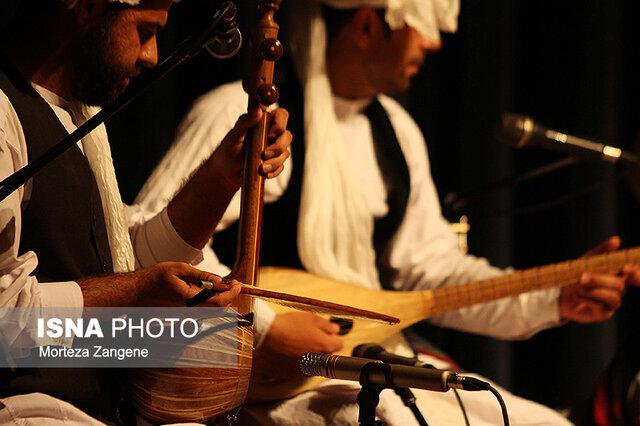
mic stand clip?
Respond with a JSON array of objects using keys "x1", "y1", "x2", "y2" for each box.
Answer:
[{"x1": 357, "y1": 362, "x2": 390, "y2": 426}]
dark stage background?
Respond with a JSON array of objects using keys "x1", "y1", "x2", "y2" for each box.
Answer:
[{"x1": 3, "y1": 0, "x2": 639, "y2": 420}]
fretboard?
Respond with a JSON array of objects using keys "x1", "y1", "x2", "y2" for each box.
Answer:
[{"x1": 428, "y1": 246, "x2": 640, "y2": 316}]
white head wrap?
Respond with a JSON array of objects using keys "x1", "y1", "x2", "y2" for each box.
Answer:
[
  {"x1": 292, "y1": 0, "x2": 459, "y2": 288},
  {"x1": 60, "y1": 0, "x2": 180, "y2": 9},
  {"x1": 61, "y1": 0, "x2": 141, "y2": 8},
  {"x1": 321, "y1": 0, "x2": 459, "y2": 42}
]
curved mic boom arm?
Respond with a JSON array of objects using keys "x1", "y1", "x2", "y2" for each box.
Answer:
[{"x1": 0, "y1": 1, "x2": 240, "y2": 202}]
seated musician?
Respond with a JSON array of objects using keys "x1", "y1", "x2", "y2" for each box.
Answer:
[
  {"x1": 136, "y1": 0, "x2": 640, "y2": 424},
  {"x1": 0, "y1": 0, "x2": 291, "y2": 423}
]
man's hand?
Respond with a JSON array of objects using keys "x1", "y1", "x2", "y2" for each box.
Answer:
[
  {"x1": 251, "y1": 312, "x2": 343, "y2": 381},
  {"x1": 79, "y1": 262, "x2": 242, "y2": 307},
  {"x1": 263, "y1": 312, "x2": 344, "y2": 357},
  {"x1": 559, "y1": 236, "x2": 640, "y2": 323},
  {"x1": 167, "y1": 107, "x2": 292, "y2": 249},
  {"x1": 207, "y1": 107, "x2": 292, "y2": 190}
]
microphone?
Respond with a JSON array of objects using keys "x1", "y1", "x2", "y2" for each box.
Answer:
[
  {"x1": 497, "y1": 113, "x2": 640, "y2": 169},
  {"x1": 353, "y1": 343, "x2": 431, "y2": 368},
  {"x1": 204, "y1": 2, "x2": 242, "y2": 59},
  {"x1": 300, "y1": 353, "x2": 488, "y2": 392}
]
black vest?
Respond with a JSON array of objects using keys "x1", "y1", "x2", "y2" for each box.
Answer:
[
  {"x1": 0, "y1": 57, "x2": 119, "y2": 422},
  {"x1": 0, "y1": 59, "x2": 113, "y2": 281},
  {"x1": 213, "y1": 75, "x2": 411, "y2": 290}
]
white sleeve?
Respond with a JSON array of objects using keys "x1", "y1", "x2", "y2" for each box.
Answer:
[
  {"x1": 0, "y1": 91, "x2": 83, "y2": 312},
  {"x1": 126, "y1": 205, "x2": 203, "y2": 268},
  {"x1": 379, "y1": 96, "x2": 561, "y2": 340},
  {"x1": 135, "y1": 81, "x2": 291, "y2": 229},
  {"x1": 0, "y1": 393, "x2": 105, "y2": 425},
  {"x1": 128, "y1": 82, "x2": 250, "y2": 267},
  {"x1": 135, "y1": 81, "x2": 248, "y2": 219}
]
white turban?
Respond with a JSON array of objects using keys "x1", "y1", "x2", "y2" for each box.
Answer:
[
  {"x1": 321, "y1": 0, "x2": 459, "y2": 42},
  {"x1": 61, "y1": 0, "x2": 179, "y2": 8}
]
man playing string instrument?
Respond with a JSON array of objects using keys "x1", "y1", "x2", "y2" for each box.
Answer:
[
  {"x1": 137, "y1": 0, "x2": 640, "y2": 424},
  {"x1": 0, "y1": 0, "x2": 292, "y2": 423}
]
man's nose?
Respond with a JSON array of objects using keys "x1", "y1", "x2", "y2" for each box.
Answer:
[
  {"x1": 138, "y1": 38, "x2": 159, "y2": 68},
  {"x1": 421, "y1": 36, "x2": 442, "y2": 54}
]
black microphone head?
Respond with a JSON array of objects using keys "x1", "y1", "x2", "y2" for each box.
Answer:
[
  {"x1": 352, "y1": 343, "x2": 384, "y2": 359},
  {"x1": 205, "y1": 2, "x2": 242, "y2": 59},
  {"x1": 496, "y1": 112, "x2": 535, "y2": 148},
  {"x1": 205, "y1": 28, "x2": 242, "y2": 59}
]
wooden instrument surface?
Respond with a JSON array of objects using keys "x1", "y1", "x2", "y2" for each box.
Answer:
[
  {"x1": 248, "y1": 246, "x2": 640, "y2": 400},
  {"x1": 130, "y1": 1, "x2": 280, "y2": 422}
]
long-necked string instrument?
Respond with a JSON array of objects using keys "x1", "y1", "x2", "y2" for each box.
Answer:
[
  {"x1": 127, "y1": 2, "x2": 282, "y2": 422},
  {"x1": 249, "y1": 246, "x2": 640, "y2": 400},
  {"x1": 129, "y1": 2, "x2": 397, "y2": 423}
]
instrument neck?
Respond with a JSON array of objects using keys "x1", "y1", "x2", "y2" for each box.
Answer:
[
  {"x1": 227, "y1": 0, "x2": 282, "y2": 314},
  {"x1": 429, "y1": 246, "x2": 640, "y2": 316},
  {"x1": 229, "y1": 118, "x2": 268, "y2": 289}
]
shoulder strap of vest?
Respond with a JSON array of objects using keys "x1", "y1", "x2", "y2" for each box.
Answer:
[{"x1": 364, "y1": 98, "x2": 411, "y2": 290}]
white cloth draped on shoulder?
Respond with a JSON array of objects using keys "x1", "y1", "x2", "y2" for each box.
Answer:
[{"x1": 68, "y1": 102, "x2": 135, "y2": 273}]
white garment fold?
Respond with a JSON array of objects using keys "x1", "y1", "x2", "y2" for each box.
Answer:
[
  {"x1": 293, "y1": 2, "x2": 381, "y2": 289},
  {"x1": 68, "y1": 102, "x2": 135, "y2": 273},
  {"x1": 0, "y1": 393, "x2": 105, "y2": 426}
]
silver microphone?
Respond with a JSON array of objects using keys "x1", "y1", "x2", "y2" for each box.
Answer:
[
  {"x1": 497, "y1": 112, "x2": 640, "y2": 168},
  {"x1": 300, "y1": 353, "x2": 488, "y2": 392}
]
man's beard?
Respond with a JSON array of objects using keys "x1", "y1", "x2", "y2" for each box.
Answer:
[{"x1": 71, "y1": 14, "x2": 133, "y2": 107}]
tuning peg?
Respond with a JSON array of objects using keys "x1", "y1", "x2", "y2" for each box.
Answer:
[
  {"x1": 257, "y1": 83, "x2": 279, "y2": 106},
  {"x1": 260, "y1": 38, "x2": 283, "y2": 61}
]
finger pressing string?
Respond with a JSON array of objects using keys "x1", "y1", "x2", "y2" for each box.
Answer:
[
  {"x1": 582, "y1": 236, "x2": 621, "y2": 257},
  {"x1": 579, "y1": 273, "x2": 625, "y2": 291}
]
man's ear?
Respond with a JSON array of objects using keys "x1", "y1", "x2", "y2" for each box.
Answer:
[
  {"x1": 72, "y1": 0, "x2": 108, "y2": 26},
  {"x1": 348, "y1": 7, "x2": 385, "y2": 50}
]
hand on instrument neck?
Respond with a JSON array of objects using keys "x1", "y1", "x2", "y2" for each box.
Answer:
[
  {"x1": 559, "y1": 236, "x2": 640, "y2": 323},
  {"x1": 166, "y1": 107, "x2": 292, "y2": 249}
]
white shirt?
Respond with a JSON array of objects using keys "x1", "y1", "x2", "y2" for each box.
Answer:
[
  {"x1": 137, "y1": 80, "x2": 562, "y2": 341},
  {"x1": 0, "y1": 85, "x2": 203, "y2": 314}
]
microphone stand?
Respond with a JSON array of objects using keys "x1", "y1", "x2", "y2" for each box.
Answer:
[
  {"x1": 443, "y1": 156, "x2": 579, "y2": 218},
  {"x1": 357, "y1": 362, "x2": 392, "y2": 426},
  {"x1": 394, "y1": 388, "x2": 428, "y2": 426},
  {"x1": 356, "y1": 363, "x2": 429, "y2": 425},
  {"x1": 0, "y1": 1, "x2": 238, "y2": 202}
]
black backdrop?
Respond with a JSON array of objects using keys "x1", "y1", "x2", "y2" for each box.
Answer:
[{"x1": 3, "y1": 0, "x2": 639, "y2": 419}]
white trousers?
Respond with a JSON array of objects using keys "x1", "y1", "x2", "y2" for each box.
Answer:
[
  {"x1": 0, "y1": 393, "x2": 104, "y2": 425},
  {"x1": 243, "y1": 335, "x2": 573, "y2": 426},
  {"x1": 0, "y1": 393, "x2": 202, "y2": 426}
]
